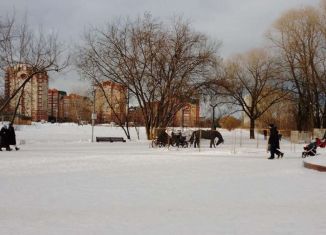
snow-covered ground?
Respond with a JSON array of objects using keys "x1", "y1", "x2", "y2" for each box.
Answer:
[{"x1": 0, "y1": 123, "x2": 325, "y2": 235}]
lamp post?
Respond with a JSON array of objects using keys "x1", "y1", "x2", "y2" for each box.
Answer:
[
  {"x1": 181, "y1": 108, "x2": 185, "y2": 131},
  {"x1": 91, "y1": 85, "x2": 97, "y2": 143},
  {"x1": 126, "y1": 88, "x2": 129, "y2": 127},
  {"x1": 210, "y1": 103, "x2": 217, "y2": 130}
]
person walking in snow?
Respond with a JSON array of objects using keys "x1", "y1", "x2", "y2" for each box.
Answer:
[
  {"x1": 7, "y1": 123, "x2": 19, "y2": 151},
  {"x1": 268, "y1": 124, "x2": 284, "y2": 159},
  {"x1": 0, "y1": 125, "x2": 11, "y2": 151}
]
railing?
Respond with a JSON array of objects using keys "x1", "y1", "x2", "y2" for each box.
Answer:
[{"x1": 150, "y1": 127, "x2": 325, "y2": 154}]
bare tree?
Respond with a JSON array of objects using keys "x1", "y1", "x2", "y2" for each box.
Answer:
[
  {"x1": 76, "y1": 14, "x2": 219, "y2": 139},
  {"x1": 317, "y1": 0, "x2": 326, "y2": 127},
  {"x1": 267, "y1": 6, "x2": 326, "y2": 130},
  {"x1": 200, "y1": 86, "x2": 235, "y2": 129},
  {"x1": 257, "y1": 94, "x2": 297, "y2": 130},
  {"x1": 75, "y1": 55, "x2": 132, "y2": 139},
  {"x1": 212, "y1": 49, "x2": 287, "y2": 139},
  {"x1": 0, "y1": 14, "x2": 68, "y2": 120}
]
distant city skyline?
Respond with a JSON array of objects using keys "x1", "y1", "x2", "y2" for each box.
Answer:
[{"x1": 0, "y1": 0, "x2": 321, "y2": 94}]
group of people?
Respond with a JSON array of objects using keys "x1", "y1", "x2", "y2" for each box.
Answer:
[
  {"x1": 268, "y1": 123, "x2": 284, "y2": 159},
  {"x1": 0, "y1": 123, "x2": 19, "y2": 151},
  {"x1": 267, "y1": 124, "x2": 326, "y2": 159}
]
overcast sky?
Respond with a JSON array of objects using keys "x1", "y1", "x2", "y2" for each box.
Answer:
[{"x1": 0, "y1": 0, "x2": 321, "y2": 94}]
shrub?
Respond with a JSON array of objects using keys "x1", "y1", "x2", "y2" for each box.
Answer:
[{"x1": 219, "y1": 116, "x2": 241, "y2": 131}]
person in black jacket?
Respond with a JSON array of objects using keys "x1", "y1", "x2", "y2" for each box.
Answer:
[
  {"x1": 268, "y1": 124, "x2": 284, "y2": 159},
  {"x1": 8, "y1": 123, "x2": 19, "y2": 151},
  {"x1": 0, "y1": 125, "x2": 11, "y2": 151}
]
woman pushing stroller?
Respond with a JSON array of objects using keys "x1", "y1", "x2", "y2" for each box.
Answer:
[{"x1": 268, "y1": 124, "x2": 284, "y2": 159}]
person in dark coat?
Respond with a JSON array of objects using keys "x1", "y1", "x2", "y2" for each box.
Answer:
[
  {"x1": 8, "y1": 123, "x2": 19, "y2": 151},
  {"x1": 0, "y1": 125, "x2": 11, "y2": 151},
  {"x1": 268, "y1": 124, "x2": 284, "y2": 159}
]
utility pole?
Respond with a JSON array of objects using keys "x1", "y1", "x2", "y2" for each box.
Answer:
[
  {"x1": 91, "y1": 85, "x2": 97, "y2": 142},
  {"x1": 210, "y1": 104, "x2": 217, "y2": 130},
  {"x1": 126, "y1": 89, "x2": 129, "y2": 127}
]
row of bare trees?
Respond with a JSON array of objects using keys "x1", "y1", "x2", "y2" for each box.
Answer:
[
  {"x1": 1, "y1": 1, "x2": 326, "y2": 140},
  {"x1": 74, "y1": 2, "x2": 326, "y2": 139},
  {"x1": 76, "y1": 14, "x2": 219, "y2": 139},
  {"x1": 209, "y1": 49, "x2": 288, "y2": 139},
  {"x1": 206, "y1": 2, "x2": 326, "y2": 138},
  {"x1": 267, "y1": 4, "x2": 326, "y2": 131}
]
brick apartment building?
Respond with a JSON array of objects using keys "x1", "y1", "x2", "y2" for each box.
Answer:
[
  {"x1": 95, "y1": 81, "x2": 127, "y2": 123},
  {"x1": 5, "y1": 67, "x2": 198, "y2": 126},
  {"x1": 5, "y1": 64, "x2": 48, "y2": 123},
  {"x1": 48, "y1": 89, "x2": 67, "y2": 122},
  {"x1": 128, "y1": 100, "x2": 200, "y2": 127},
  {"x1": 62, "y1": 93, "x2": 92, "y2": 123},
  {"x1": 173, "y1": 100, "x2": 200, "y2": 127}
]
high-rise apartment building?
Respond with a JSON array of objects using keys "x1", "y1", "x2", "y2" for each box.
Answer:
[
  {"x1": 63, "y1": 93, "x2": 92, "y2": 123},
  {"x1": 48, "y1": 89, "x2": 67, "y2": 122},
  {"x1": 95, "y1": 81, "x2": 127, "y2": 123},
  {"x1": 5, "y1": 64, "x2": 48, "y2": 122}
]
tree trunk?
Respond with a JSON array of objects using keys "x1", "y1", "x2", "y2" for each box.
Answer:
[
  {"x1": 11, "y1": 87, "x2": 25, "y2": 124},
  {"x1": 296, "y1": 102, "x2": 303, "y2": 131},
  {"x1": 145, "y1": 124, "x2": 151, "y2": 140},
  {"x1": 314, "y1": 92, "x2": 321, "y2": 128},
  {"x1": 306, "y1": 103, "x2": 314, "y2": 131},
  {"x1": 250, "y1": 118, "x2": 255, "y2": 139}
]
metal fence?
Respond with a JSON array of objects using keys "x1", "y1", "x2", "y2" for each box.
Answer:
[{"x1": 150, "y1": 127, "x2": 325, "y2": 154}]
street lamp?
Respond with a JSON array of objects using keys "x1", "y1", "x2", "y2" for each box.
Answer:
[
  {"x1": 210, "y1": 103, "x2": 217, "y2": 130},
  {"x1": 91, "y1": 84, "x2": 97, "y2": 142}
]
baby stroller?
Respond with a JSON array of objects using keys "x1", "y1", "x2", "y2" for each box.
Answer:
[
  {"x1": 302, "y1": 142, "x2": 317, "y2": 158},
  {"x1": 302, "y1": 138, "x2": 326, "y2": 158}
]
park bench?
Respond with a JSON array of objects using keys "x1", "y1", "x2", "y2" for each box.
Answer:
[{"x1": 96, "y1": 137, "x2": 126, "y2": 143}]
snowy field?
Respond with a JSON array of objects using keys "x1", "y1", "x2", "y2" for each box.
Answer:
[{"x1": 0, "y1": 123, "x2": 326, "y2": 235}]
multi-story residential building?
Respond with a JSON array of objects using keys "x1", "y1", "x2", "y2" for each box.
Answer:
[
  {"x1": 48, "y1": 89, "x2": 67, "y2": 122},
  {"x1": 128, "y1": 106, "x2": 145, "y2": 125},
  {"x1": 95, "y1": 81, "x2": 127, "y2": 124},
  {"x1": 63, "y1": 93, "x2": 92, "y2": 123},
  {"x1": 5, "y1": 64, "x2": 48, "y2": 122},
  {"x1": 173, "y1": 100, "x2": 200, "y2": 127},
  {"x1": 4, "y1": 65, "x2": 200, "y2": 127},
  {"x1": 131, "y1": 99, "x2": 200, "y2": 128}
]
